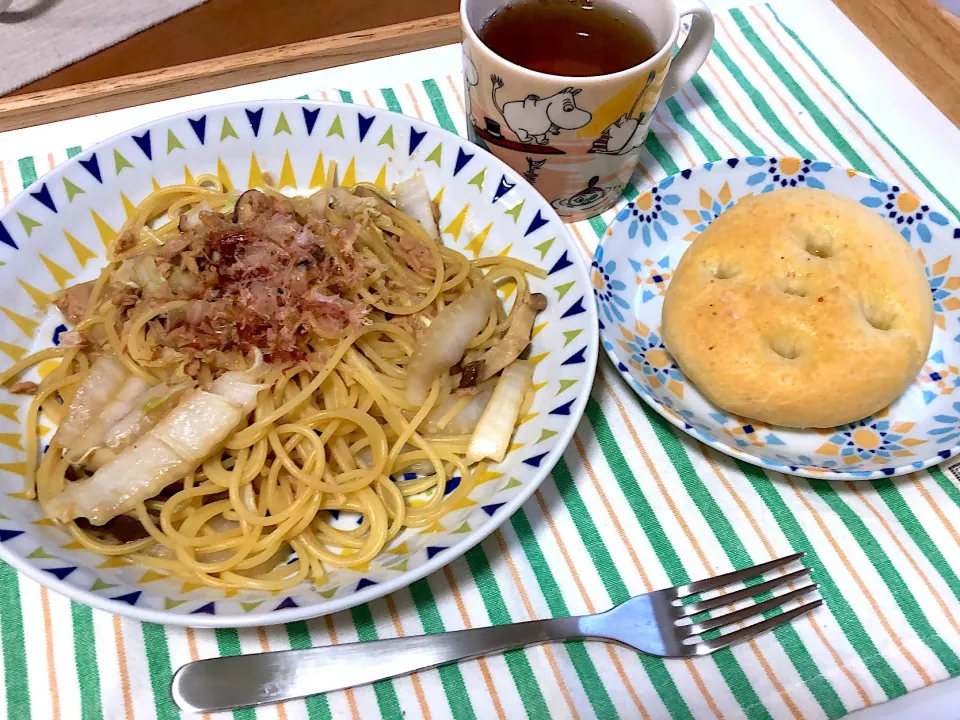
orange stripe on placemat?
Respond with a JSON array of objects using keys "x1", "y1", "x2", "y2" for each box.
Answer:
[
  {"x1": 679, "y1": 87, "x2": 740, "y2": 158},
  {"x1": 533, "y1": 489, "x2": 651, "y2": 720},
  {"x1": 749, "y1": 5, "x2": 916, "y2": 194},
  {"x1": 384, "y1": 595, "x2": 433, "y2": 720},
  {"x1": 654, "y1": 110, "x2": 697, "y2": 167},
  {"x1": 592, "y1": 372, "x2": 724, "y2": 718},
  {"x1": 913, "y1": 475, "x2": 960, "y2": 548},
  {"x1": 714, "y1": 14, "x2": 840, "y2": 165},
  {"x1": 185, "y1": 629, "x2": 213, "y2": 720},
  {"x1": 701, "y1": 56, "x2": 785, "y2": 156},
  {"x1": 701, "y1": 450, "x2": 872, "y2": 707},
  {"x1": 257, "y1": 628, "x2": 289, "y2": 720},
  {"x1": 788, "y1": 482, "x2": 932, "y2": 684},
  {"x1": 324, "y1": 615, "x2": 362, "y2": 720},
  {"x1": 40, "y1": 587, "x2": 61, "y2": 720},
  {"x1": 447, "y1": 75, "x2": 467, "y2": 117},
  {"x1": 492, "y1": 529, "x2": 581, "y2": 720},
  {"x1": 112, "y1": 615, "x2": 136, "y2": 719},
  {"x1": 0, "y1": 162, "x2": 9, "y2": 204},
  {"x1": 442, "y1": 565, "x2": 508, "y2": 720},
  {"x1": 568, "y1": 224, "x2": 593, "y2": 258},
  {"x1": 362, "y1": 90, "x2": 376, "y2": 107},
  {"x1": 851, "y1": 485, "x2": 960, "y2": 638},
  {"x1": 320, "y1": 90, "x2": 330, "y2": 101},
  {"x1": 405, "y1": 84, "x2": 426, "y2": 121}
]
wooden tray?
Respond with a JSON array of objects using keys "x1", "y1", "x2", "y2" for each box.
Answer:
[{"x1": 0, "y1": 13, "x2": 460, "y2": 133}]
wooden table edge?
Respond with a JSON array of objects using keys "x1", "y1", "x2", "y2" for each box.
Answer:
[{"x1": 0, "y1": 12, "x2": 461, "y2": 133}]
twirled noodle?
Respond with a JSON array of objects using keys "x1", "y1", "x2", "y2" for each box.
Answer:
[{"x1": 0, "y1": 172, "x2": 546, "y2": 591}]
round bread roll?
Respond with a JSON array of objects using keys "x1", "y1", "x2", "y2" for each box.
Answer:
[{"x1": 661, "y1": 188, "x2": 933, "y2": 429}]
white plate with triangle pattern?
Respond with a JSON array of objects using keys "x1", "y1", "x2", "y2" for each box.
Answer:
[{"x1": 0, "y1": 101, "x2": 598, "y2": 626}]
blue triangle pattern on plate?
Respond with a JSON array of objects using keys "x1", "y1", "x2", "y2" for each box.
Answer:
[
  {"x1": 357, "y1": 114, "x2": 375, "y2": 142},
  {"x1": 561, "y1": 297, "x2": 586, "y2": 319},
  {"x1": 44, "y1": 566, "x2": 76, "y2": 580},
  {"x1": 425, "y1": 546, "x2": 447, "y2": 560},
  {"x1": 188, "y1": 116, "x2": 207, "y2": 144},
  {"x1": 0, "y1": 221, "x2": 16, "y2": 250},
  {"x1": 523, "y1": 452, "x2": 548, "y2": 468},
  {"x1": 548, "y1": 251, "x2": 573, "y2": 275},
  {"x1": 112, "y1": 591, "x2": 142, "y2": 606},
  {"x1": 454, "y1": 148, "x2": 473, "y2": 176},
  {"x1": 191, "y1": 601, "x2": 216, "y2": 614},
  {"x1": 493, "y1": 175, "x2": 515, "y2": 203},
  {"x1": 524, "y1": 210, "x2": 548, "y2": 237},
  {"x1": 246, "y1": 108, "x2": 264, "y2": 136},
  {"x1": 0, "y1": 529, "x2": 24, "y2": 542},
  {"x1": 356, "y1": 578, "x2": 377, "y2": 591},
  {"x1": 79, "y1": 154, "x2": 102, "y2": 183},
  {"x1": 133, "y1": 131, "x2": 152, "y2": 160},
  {"x1": 30, "y1": 184, "x2": 57, "y2": 213},
  {"x1": 481, "y1": 503, "x2": 505, "y2": 517},
  {"x1": 328, "y1": 509, "x2": 340, "y2": 520},
  {"x1": 561, "y1": 346, "x2": 587, "y2": 365},
  {"x1": 52, "y1": 324, "x2": 68, "y2": 346},
  {"x1": 303, "y1": 107, "x2": 321, "y2": 135},
  {"x1": 443, "y1": 476, "x2": 461, "y2": 495},
  {"x1": 549, "y1": 399, "x2": 575, "y2": 416},
  {"x1": 409, "y1": 128, "x2": 427, "y2": 155},
  {"x1": 275, "y1": 596, "x2": 299, "y2": 611}
]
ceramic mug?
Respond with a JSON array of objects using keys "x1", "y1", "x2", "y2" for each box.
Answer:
[{"x1": 461, "y1": 0, "x2": 715, "y2": 222}]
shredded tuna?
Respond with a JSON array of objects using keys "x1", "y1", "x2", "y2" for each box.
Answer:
[
  {"x1": 54, "y1": 280, "x2": 95, "y2": 325},
  {"x1": 9, "y1": 381, "x2": 38, "y2": 395},
  {"x1": 391, "y1": 233, "x2": 436, "y2": 276}
]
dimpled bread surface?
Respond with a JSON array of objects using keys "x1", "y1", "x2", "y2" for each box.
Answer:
[{"x1": 661, "y1": 188, "x2": 934, "y2": 429}]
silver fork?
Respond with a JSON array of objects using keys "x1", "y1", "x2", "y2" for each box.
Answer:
[{"x1": 171, "y1": 552, "x2": 820, "y2": 714}]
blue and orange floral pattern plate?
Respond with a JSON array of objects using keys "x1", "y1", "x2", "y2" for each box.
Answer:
[
  {"x1": 0, "y1": 101, "x2": 598, "y2": 626},
  {"x1": 595, "y1": 157, "x2": 958, "y2": 480}
]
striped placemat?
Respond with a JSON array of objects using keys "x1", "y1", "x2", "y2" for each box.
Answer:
[{"x1": 1, "y1": 4, "x2": 959, "y2": 719}]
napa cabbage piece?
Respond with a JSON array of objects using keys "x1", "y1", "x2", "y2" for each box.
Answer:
[
  {"x1": 46, "y1": 369, "x2": 265, "y2": 525},
  {"x1": 467, "y1": 361, "x2": 533, "y2": 464},
  {"x1": 394, "y1": 174, "x2": 440, "y2": 241},
  {"x1": 405, "y1": 280, "x2": 497, "y2": 405}
]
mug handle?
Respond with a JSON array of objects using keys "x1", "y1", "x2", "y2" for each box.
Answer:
[{"x1": 660, "y1": 0, "x2": 716, "y2": 99}]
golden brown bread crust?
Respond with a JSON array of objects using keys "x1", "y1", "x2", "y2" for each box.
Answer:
[{"x1": 661, "y1": 188, "x2": 933, "y2": 429}]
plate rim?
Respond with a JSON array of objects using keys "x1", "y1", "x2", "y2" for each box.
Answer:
[
  {"x1": 0, "y1": 98, "x2": 600, "y2": 627},
  {"x1": 596, "y1": 157, "x2": 956, "y2": 482}
]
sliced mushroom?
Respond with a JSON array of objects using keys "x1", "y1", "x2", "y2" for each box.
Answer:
[
  {"x1": 234, "y1": 189, "x2": 267, "y2": 224},
  {"x1": 462, "y1": 292, "x2": 547, "y2": 386}
]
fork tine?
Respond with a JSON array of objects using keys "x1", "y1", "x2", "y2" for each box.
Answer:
[
  {"x1": 694, "y1": 599, "x2": 824, "y2": 654},
  {"x1": 676, "y1": 552, "x2": 805, "y2": 598},
  {"x1": 684, "y1": 584, "x2": 819, "y2": 635},
  {"x1": 676, "y1": 567, "x2": 812, "y2": 617}
]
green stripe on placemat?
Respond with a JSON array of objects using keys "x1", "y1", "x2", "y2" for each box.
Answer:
[
  {"x1": 351, "y1": 604, "x2": 405, "y2": 720},
  {"x1": 70, "y1": 603, "x2": 102, "y2": 720},
  {"x1": 286, "y1": 622, "x2": 334, "y2": 720},
  {"x1": 141, "y1": 623, "x2": 177, "y2": 720},
  {"x1": 0, "y1": 564, "x2": 30, "y2": 720}
]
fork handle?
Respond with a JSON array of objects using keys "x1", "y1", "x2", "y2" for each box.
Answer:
[{"x1": 172, "y1": 615, "x2": 585, "y2": 713}]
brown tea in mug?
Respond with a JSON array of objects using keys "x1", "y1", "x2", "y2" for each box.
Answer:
[{"x1": 478, "y1": 0, "x2": 659, "y2": 77}]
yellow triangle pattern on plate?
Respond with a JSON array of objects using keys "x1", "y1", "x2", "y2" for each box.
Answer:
[
  {"x1": 90, "y1": 210, "x2": 117, "y2": 249},
  {"x1": 61, "y1": 541, "x2": 85, "y2": 550},
  {"x1": 2, "y1": 307, "x2": 38, "y2": 338},
  {"x1": 527, "y1": 351, "x2": 550, "y2": 366},
  {"x1": 64, "y1": 231, "x2": 96, "y2": 269},
  {"x1": 138, "y1": 570, "x2": 167, "y2": 584},
  {"x1": 0, "y1": 404, "x2": 18, "y2": 422},
  {"x1": 180, "y1": 582, "x2": 202, "y2": 594},
  {"x1": 385, "y1": 541, "x2": 409, "y2": 555},
  {"x1": 248, "y1": 153, "x2": 264, "y2": 188},
  {"x1": 120, "y1": 193, "x2": 137, "y2": 218},
  {"x1": 279, "y1": 151, "x2": 297, "y2": 188},
  {"x1": 500, "y1": 279, "x2": 517, "y2": 300},
  {"x1": 507, "y1": 441, "x2": 526, "y2": 453},
  {"x1": 442, "y1": 204, "x2": 469, "y2": 240},
  {"x1": 464, "y1": 222, "x2": 492, "y2": 257},
  {"x1": 31, "y1": 518, "x2": 55, "y2": 527},
  {"x1": 374, "y1": 163, "x2": 387, "y2": 189},
  {"x1": 151, "y1": 177, "x2": 162, "y2": 192},
  {"x1": 0, "y1": 462, "x2": 25, "y2": 476},
  {"x1": 432, "y1": 187, "x2": 444, "y2": 205},
  {"x1": 422, "y1": 520, "x2": 445, "y2": 533},
  {"x1": 341, "y1": 157, "x2": 356, "y2": 187},
  {"x1": 0, "y1": 342, "x2": 26, "y2": 361},
  {"x1": 531, "y1": 322, "x2": 547, "y2": 339},
  {"x1": 309, "y1": 152, "x2": 325, "y2": 189},
  {"x1": 475, "y1": 468, "x2": 503, "y2": 486},
  {"x1": 18, "y1": 279, "x2": 48, "y2": 308},
  {"x1": 217, "y1": 158, "x2": 233, "y2": 191},
  {"x1": 518, "y1": 412, "x2": 538, "y2": 427},
  {"x1": 183, "y1": 165, "x2": 195, "y2": 186}
]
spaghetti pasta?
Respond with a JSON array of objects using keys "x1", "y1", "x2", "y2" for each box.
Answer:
[{"x1": 1, "y1": 173, "x2": 546, "y2": 592}]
